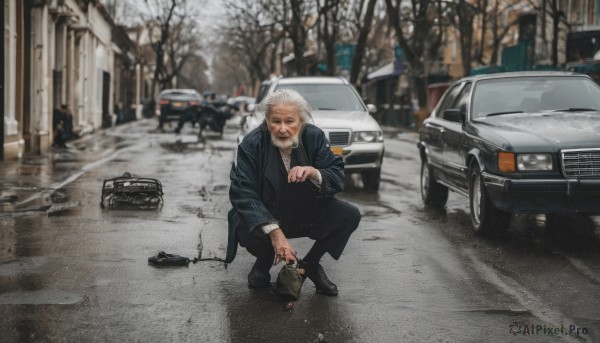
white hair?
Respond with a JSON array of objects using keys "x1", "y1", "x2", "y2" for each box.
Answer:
[{"x1": 258, "y1": 89, "x2": 313, "y2": 125}]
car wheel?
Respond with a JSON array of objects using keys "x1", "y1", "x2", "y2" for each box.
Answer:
[
  {"x1": 362, "y1": 168, "x2": 381, "y2": 192},
  {"x1": 469, "y1": 164, "x2": 510, "y2": 235},
  {"x1": 420, "y1": 159, "x2": 448, "y2": 207}
]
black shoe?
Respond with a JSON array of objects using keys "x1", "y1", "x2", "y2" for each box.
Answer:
[
  {"x1": 305, "y1": 263, "x2": 338, "y2": 296},
  {"x1": 247, "y1": 265, "x2": 271, "y2": 288}
]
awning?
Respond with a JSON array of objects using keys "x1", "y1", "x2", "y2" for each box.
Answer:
[
  {"x1": 367, "y1": 62, "x2": 394, "y2": 80},
  {"x1": 282, "y1": 50, "x2": 317, "y2": 64},
  {"x1": 282, "y1": 54, "x2": 295, "y2": 64},
  {"x1": 367, "y1": 61, "x2": 405, "y2": 81}
]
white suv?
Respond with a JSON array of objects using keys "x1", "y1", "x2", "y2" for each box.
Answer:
[{"x1": 241, "y1": 77, "x2": 384, "y2": 191}]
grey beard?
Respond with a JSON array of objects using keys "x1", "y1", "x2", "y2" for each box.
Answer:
[{"x1": 270, "y1": 133, "x2": 299, "y2": 150}]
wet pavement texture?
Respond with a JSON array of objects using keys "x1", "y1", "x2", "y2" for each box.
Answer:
[{"x1": 1, "y1": 118, "x2": 599, "y2": 342}]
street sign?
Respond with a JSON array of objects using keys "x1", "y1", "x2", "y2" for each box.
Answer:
[{"x1": 336, "y1": 44, "x2": 355, "y2": 71}]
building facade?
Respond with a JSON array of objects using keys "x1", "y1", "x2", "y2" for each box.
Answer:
[{"x1": 2, "y1": 0, "x2": 143, "y2": 160}]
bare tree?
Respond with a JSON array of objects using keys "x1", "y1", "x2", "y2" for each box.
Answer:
[
  {"x1": 101, "y1": 0, "x2": 138, "y2": 25},
  {"x1": 141, "y1": 0, "x2": 203, "y2": 93},
  {"x1": 349, "y1": 0, "x2": 379, "y2": 86},
  {"x1": 446, "y1": 0, "x2": 479, "y2": 76},
  {"x1": 526, "y1": 0, "x2": 568, "y2": 67},
  {"x1": 211, "y1": 50, "x2": 251, "y2": 95},
  {"x1": 178, "y1": 54, "x2": 210, "y2": 91},
  {"x1": 385, "y1": 0, "x2": 444, "y2": 108},
  {"x1": 220, "y1": 0, "x2": 283, "y2": 84},
  {"x1": 287, "y1": 0, "x2": 318, "y2": 75},
  {"x1": 480, "y1": 1, "x2": 526, "y2": 65},
  {"x1": 317, "y1": 0, "x2": 343, "y2": 76}
]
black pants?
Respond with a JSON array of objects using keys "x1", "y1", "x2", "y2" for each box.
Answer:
[
  {"x1": 175, "y1": 108, "x2": 196, "y2": 131},
  {"x1": 237, "y1": 198, "x2": 361, "y2": 272}
]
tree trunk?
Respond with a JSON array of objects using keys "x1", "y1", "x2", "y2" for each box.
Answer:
[
  {"x1": 476, "y1": 0, "x2": 488, "y2": 64},
  {"x1": 290, "y1": 0, "x2": 308, "y2": 75},
  {"x1": 350, "y1": 0, "x2": 377, "y2": 86},
  {"x1": 456, "y1": 0, "x2": 475, "y2": 76},
  {"x1": 551, "y1": 0, "x2": 559, "y2": 67}
]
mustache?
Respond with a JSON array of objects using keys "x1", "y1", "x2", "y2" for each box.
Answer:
[{"x1": 270, "y1": 133, "x2": 300, "y2": 149}]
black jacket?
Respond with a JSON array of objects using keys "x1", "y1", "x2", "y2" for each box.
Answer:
[{"x1": 226, "y1": 122, "x2": 345, "y2": 263}]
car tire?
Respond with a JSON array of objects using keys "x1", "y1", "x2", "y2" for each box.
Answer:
[
  {"x1": 362, "y1": 168, "x2": 381, "y2": 192},
  {"x1": 420, "y1": 159, "x2": 448, "y2": 207},
  {"x1": 469, "y1": 164, "x2": 510, "y2": 235}
]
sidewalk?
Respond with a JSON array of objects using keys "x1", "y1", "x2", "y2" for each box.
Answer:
[{"x1": 0, "y1": 123, "x2": 126, "y2": 216}]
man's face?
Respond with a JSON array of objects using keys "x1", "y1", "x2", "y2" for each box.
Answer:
[{"x1": 267, "y1": 103, "x2": 302, "y2": 149}]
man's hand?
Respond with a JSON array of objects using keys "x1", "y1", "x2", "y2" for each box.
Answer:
[
  {"x1": 269, "y1": 228, "x2": 297, "y2": 265},
  {"x1": 288, "y1": 166, "x2": 318, "y2": 183}
]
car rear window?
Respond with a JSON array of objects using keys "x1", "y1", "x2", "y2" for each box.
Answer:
[{"x1": 274, "y1": 84, "x2": 366, "y2": 111}]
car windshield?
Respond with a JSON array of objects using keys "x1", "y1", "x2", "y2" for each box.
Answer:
[
  {"x1": 274, "y1": 84, "x2": 366, "y2": 111},
  {"x1": 471, "y1": 76, "x2": 600, "y2": 119}
]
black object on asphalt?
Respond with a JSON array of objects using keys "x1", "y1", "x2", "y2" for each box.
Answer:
[
  {"x1": 147, "y1": 251, "x2": 227, "y2": 267},
  {"x1": 101, "y1": 172, "x2": 164, "y2": 210},
  {"x1": 148, "y1": 251, "x2": 192, "y2": 266}
]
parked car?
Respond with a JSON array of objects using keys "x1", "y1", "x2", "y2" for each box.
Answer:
[
  {"x1": 240, "y1": 76, "x2": 384, "y2": 191},
  {"x1": 155, "y1": 89, "x2": 201, "y2": 128},
  {"x1": 417, "y1": 71, "x2": 600, "y2": 235},
  {"x1": 228, "y1": 96, "x2": 255, "y2": 114}
]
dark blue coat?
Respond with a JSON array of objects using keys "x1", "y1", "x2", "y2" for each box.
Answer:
[{"x1": 226, "y1": 122, "x2": 345, "y2": 263}]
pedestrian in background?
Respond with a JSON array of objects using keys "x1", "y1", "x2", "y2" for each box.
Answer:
[
  {"x1": 226, "y1": 89, "x2": 361, "y2": 296},
  {"x1": 52, "y1": 104, "x2": 73, "y2": 148}
]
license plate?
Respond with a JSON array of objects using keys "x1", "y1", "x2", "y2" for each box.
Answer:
[
  {"x1": 331, "y1": 147, "x2": 343, "y2": 155},
  {"x1": 172, "y1": 101, "x2": 184, "y2": 108}
]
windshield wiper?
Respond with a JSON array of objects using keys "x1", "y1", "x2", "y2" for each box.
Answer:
[
  {"x1": 552, "y1": 108, "x2": 598, "y2": 112},
  {"x1": 486, "y1": 111, "x2": 523, "y2": 117},
  {"x1": 316, "y1": 108, "x2": 336, "y2": 110}
]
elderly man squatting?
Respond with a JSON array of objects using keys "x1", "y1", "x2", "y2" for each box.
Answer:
[{"x1": 226, "y1": 89, "x2": 361, "y2": 296}]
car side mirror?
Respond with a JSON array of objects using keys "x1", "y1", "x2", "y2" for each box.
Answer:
[
  {"x1": 443, "y1": 108, "x2": 465, "y2": 123},
  {"x1": 246, "y1": 103, "x2": 256, "y2": 112},
  {"x1": 367, "y1": 104, "x2": 377, "y2": 114}
]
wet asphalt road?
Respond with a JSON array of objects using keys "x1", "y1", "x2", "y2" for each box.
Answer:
[{"x1": 1, "y1": 118, "x2": 599, "y2": 343}]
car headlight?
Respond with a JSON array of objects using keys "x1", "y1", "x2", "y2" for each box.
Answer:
[
  {"x1": 517, "y1": 154, "x2": 553, "y2": 171},
  {"x1": 353, "y1": 131, "x2": 383, "y2": 143}
]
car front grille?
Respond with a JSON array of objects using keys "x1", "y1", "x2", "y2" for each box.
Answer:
[
  {"x1": 561, "y1": 148, "x2": 600, "y2": 179},
  {"x1": 327, "y1": 131, "x2": 350, "y2": 146}
]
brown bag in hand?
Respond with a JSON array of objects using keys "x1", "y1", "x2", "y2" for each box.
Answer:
[{"x1": 276, "y1": 259, "x2": 306, "y2": 300}]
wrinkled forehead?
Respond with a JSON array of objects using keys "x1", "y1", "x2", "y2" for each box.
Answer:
[{"x1": 266, "y1": 102, "x2": 301, "y2": 119}]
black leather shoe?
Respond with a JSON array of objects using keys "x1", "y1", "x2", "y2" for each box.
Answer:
[
  {"x1": 305, "y1": 263, "x2": 338, "y2": 296},
  {"x1": 247, "y1": 265, "x2": 271, "y2": 288}
]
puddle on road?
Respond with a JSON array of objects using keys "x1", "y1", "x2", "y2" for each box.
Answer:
[
  {"x1": 197, "y1": 186, "x2": 208, "y2": 200},
  {"x1": 47, "y1": 202, "x2": 80, "y2": 216},
  {"x1": 0, "y1": 290, "x2": 83, "y2": 305},
  {"x1": 180, "y1": 204, "x2": 204, "y2": 217},
  {"x1": 50, "y1": 189, "x2": 70, "y2": 203},
  {"x1": 160, "y1": 139, "x2": 236, "y2": 153},
  {"x1": 160, "y1": 141, "x2": 206, "y2": 153},
  {"x1": 0, "y1": 193, "x2": 18, "y2": 204},
  {"x1": 381, "y1": 178, "x2": 418, "y2": 191},
  {"x1": 212, "y1": 185, "x2": 228, "y2": 193},
  {"x1": 16, "y1": 165, "x2": 43, "y2": 176},
  {"x1": 363, "y1": 236, "x2": 383, "y2": 241},
  {"x1": 0, "y1": 257, "x2": 50, "y2": 276}
]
